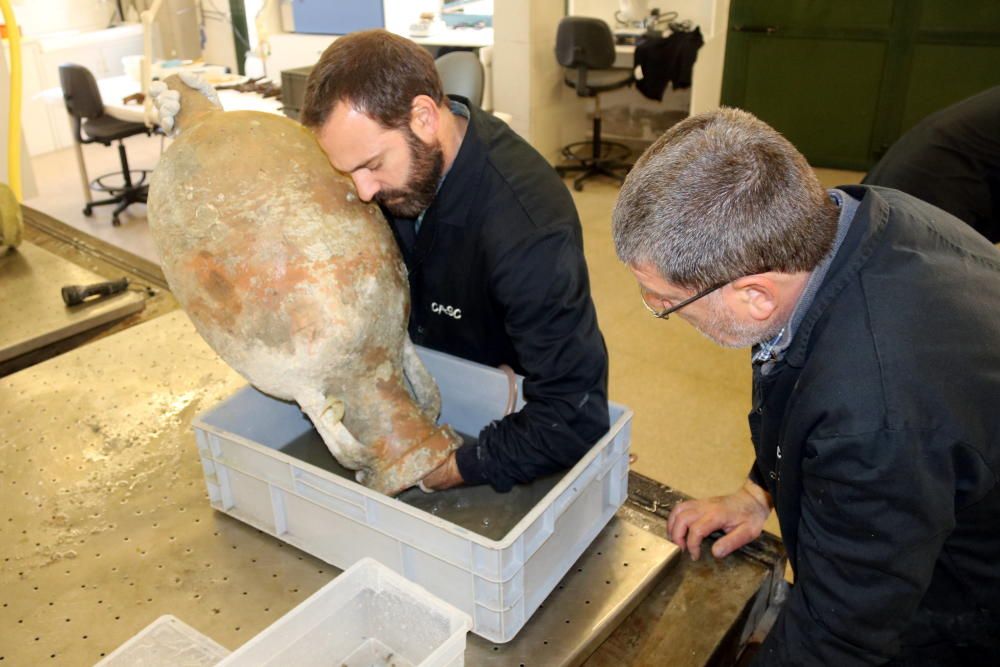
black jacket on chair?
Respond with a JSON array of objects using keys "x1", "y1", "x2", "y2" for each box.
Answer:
[
  {"x1": 382, "y1": 97, "x2": 610, "y2": 493},
  {"x1": 748, "y1": 186, "x2": 1000, "y2": 665},
  {"x1": 634, "y1": 27, "x2": 704, "y2": 100}
]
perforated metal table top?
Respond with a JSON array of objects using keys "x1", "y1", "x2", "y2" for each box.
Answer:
[
  {"x1": 1, "y1": 311, "x2": 676, "y2": 666},
  {"x1": 1, "y1": 311, "x2": 334, "y2": 665},
  {"x1": 0, "y1": 243, "x2": 145, "y2": 363}
]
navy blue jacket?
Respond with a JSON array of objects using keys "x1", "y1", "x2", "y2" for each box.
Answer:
[
  {"x1": 383, "y1": 98, "x2": 610, "y2": 492},
  {"x1": 863, "y1": 85, "x2": 1000, "y2": 243},
  {"x1": 750, "y1": 186, "x2": 1000, "y2": 665}
]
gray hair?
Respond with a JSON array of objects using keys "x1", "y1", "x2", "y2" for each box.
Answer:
[{"x1": 612, "y1": 107, "x2": 839, "y2": 289}]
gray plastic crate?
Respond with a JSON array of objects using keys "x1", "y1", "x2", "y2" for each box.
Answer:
[{"x1": 193, "y1": 346, "x2": 632, "y2": 643}]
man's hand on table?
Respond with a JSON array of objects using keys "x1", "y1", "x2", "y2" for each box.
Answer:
[
  {"x1": 418, "y1": 452, "x2": 465, "y2": 492},
  {"x1": 667, "y1": 479, "x2": 772, "y2": 560}
]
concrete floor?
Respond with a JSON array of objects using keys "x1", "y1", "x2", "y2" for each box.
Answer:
[
  {"x1": 25, "y1": 133, "x2": 169, "y2": 265},
  {"x1": 23, "y1": 134, "x2": 863, "y2": 536}
]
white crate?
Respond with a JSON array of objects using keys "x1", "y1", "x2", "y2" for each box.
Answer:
[
  {"x1": 94, "y1": 615, "x2": 230, "y2": 667},
  {"x1": 193, "y1": 346, "x2": 632, "y2": 643},
  {"x1": 218, "y1": 557, "x2": 471, "y2": 667}
]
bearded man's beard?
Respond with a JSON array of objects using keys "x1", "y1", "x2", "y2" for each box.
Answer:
[{"x1": 376, "y1": 129, "x2": 444, "y2": 219}]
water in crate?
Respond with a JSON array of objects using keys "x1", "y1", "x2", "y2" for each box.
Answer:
[{"x1": 281, "y1": 429, "x2": 561, "y2": 541}]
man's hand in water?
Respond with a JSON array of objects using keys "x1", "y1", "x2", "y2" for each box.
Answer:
[{"x1": 419, "y1": 452, "x2": 464, "y2": 492}]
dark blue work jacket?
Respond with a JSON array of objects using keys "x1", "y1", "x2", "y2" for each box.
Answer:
[
  {"x1": 750, "y1": 186, "x2": 1000, "y2": 665},
  {"x1": 382, "y1": 97, "x2": 610, "y2": 492}
]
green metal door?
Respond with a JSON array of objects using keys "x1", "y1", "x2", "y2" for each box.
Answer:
[
  {"x1": 722, "y1": 0, "x2": 1000, "y2": 170},
  {"x1": 887, "y1": 1, "x2": 1000, "y2": 152}
]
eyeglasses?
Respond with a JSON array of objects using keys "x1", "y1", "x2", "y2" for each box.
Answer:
[{"x1": 639, "y1": 281, "x2": 726, "y2": 319}]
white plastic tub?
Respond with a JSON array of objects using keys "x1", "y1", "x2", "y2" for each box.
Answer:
[
  {"x1": 94, "y1": 615, "x2": 230, "y2": 667},
  {"x1": 218, "y1": 557, "x2": 471, "y2": 667},
  {"x1": 193, "y1": 346, "x2": 632, "y2": 643}
]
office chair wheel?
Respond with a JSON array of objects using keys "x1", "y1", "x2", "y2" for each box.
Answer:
[
  {"x1": 83, "y1": 204, "x2": 93, "y2": 217},
  {"x1": 111, "y1": 215, "x2": 121, "y2": 227}
]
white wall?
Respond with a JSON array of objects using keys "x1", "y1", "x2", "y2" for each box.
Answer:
[
  {"x1": 689, "y1": 0, "x2": 729, "y2": 115},
  {"x1": 249, "y1": 0, "x2": 283, "y2": 57},
  {"x1": 4, "y1": 0, "x2": 114, "y2": 37},
  {"x1": 493, "y1": 0, "x2": 588, "y2": 162},
  {"x1": 200, "y1": 0, "x2": 239, "y2": 73},
  {"x1": 567, "y1": 0, "x2": 731, "y2": 116},
  {"x1": 6, "y1": 0, "x2": 241, "y2": 73}
]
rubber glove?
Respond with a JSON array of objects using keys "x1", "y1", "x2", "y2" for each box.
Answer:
[{"x1": 149, "y1": 71, "x2": 221, "y2": 135}]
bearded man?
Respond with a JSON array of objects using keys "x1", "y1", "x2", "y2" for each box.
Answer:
[
  {"x1": 613, "y1": 108, "x2": 1000, "y2": 665},
  {"x1": 301, "y1": 30, "x2": 609, "y2": 492}
]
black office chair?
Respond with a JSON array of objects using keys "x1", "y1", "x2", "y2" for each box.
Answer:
[
  {"x1": 554, "y1": 17, "x2": 635, "y2": 191},
  {"x1": 59, "y1": 63, "x2": 152, "y2": 226},
  {"x1": 435, "y1": 51, "x2": 485, "y2": 108}
]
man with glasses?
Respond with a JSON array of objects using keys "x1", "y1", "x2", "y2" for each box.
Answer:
[
  {"x1": 638, "y1": 281, "x2": 726, "y2": 319},
  {"x1": 613, "y1": 107, "x2": 1000, "y2": 665}
]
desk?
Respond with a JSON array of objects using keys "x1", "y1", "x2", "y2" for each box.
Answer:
[
  {"x1": 2, "y1": 212, "x2": 787, "y2": 666},
  {"x1": 98, "y1": 75, "x2": 284, "y2": 124},
  {"x1": 36, "y1": 75, "x2": 284, "y2": 126},
  {"x1": 407, "y1": 26, "x2": 493, "y2": 49}
]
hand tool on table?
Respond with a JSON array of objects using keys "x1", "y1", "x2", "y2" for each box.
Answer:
[{"x1": 61, "y1": 277, "x2": 130, "y2": 306}]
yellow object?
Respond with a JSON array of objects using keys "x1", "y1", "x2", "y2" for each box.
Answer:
[
  {"x1": 1, "y1": 0, "x2": 23, "y2": 251},
  {"x1": 0, "y1": 182, "x2": 21, "y2": 250},
  {"x1": 1, "y1": 0, "x2": 22, "y2": 201},
  {"x1": 141, "y1": 0, "x2": 165, "y2": 127}
]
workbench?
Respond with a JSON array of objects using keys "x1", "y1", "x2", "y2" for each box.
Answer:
[{"x1": 0, "y1": 207, "x2": 786, "y2": 666}]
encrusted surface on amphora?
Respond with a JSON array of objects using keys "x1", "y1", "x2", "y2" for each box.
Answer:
[{"x1": 147, "y1": 77, "x2": 459, "y2": 495}]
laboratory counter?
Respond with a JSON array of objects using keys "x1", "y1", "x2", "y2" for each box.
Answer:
[{"x1": 0, "y1": 207, "x2": 786, "y2": 666}]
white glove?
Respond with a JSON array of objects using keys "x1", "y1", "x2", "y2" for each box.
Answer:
[
  {"x1": 148, "y1": 81, "x2": 180, "y2": 134},
  {"x1": 148, "y1": 72, "x2": 221, "y2": 135},
  {"x1": 179, "y1": 70, "x2": 222, "y2": 107}
]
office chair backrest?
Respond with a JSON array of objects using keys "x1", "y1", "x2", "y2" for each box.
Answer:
[
  {"x1": 435, "y1": 51, "x2": 485, "y2": 108},
  {"x1": 555, "y1": 17, "x2": 616, "y2": 70},
  {"x1": 59, "y1": 64, "x2": 106, "y2": 121}
]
